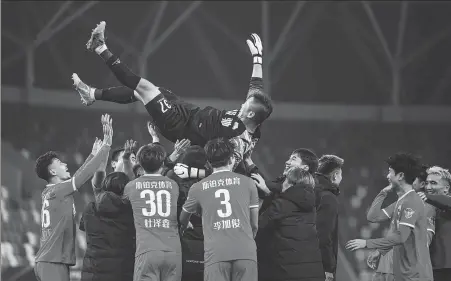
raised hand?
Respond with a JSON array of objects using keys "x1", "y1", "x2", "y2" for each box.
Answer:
[
  {"x1": 147, "y1": 121, "x2": 160, "y2": 143},
  {"x1": 123, "y1": 139, "x2": 137, "y2": 160},
  {"x1": 101, "y1": 113, "x2": 113, "y2": 146},
  {"x1": 91, "y1": 137, "x2": 103, "y2": 155},
  {"x1": 246, "y1": 33, "x2": 263, "y2": 58},
  {"x1": 251, "y1": 173, "x2": 271, "y2": 195},
  {"x1": 174, "y1": 139, "x2": 191, "y2": 155}
]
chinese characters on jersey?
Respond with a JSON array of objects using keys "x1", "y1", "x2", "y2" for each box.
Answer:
[
  {"x1": 202, "y1": 177, "x2": 241, "y2": 190},
  {"x1": 144, "y1": 218, "x2": 171, "y2": 229},
  {"x1": 213, "y1": 219, "x2": 241, "y2": 231}
]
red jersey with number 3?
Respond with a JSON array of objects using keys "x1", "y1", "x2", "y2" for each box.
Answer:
[
  {"x1": 35, "y1": 179, "x2": 77, "y2": 265},
  {"x1": 182, "y1": 171, "x2": 259, "y2": 266},
  {"x1": 123, "y1": 175, "x2": 181, "y2": 256}
]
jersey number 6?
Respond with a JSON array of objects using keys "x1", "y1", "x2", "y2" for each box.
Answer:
[
  {"x1": 141, "y1": 190, "x2": 171, "y2": 217},
  {"x1": 215, "y1": 189, "x2": 232, "y2": 218},
  {"x1": 41, "y1": 199, "x2": 50, "y2": 228}
]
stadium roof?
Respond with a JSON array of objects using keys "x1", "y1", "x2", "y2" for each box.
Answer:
[{"x1": 2, "y1": 1, "x2": 451, "y2": 105}]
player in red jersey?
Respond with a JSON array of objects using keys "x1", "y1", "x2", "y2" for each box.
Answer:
[
  {"x1": 180, "y1": 138, "x2": 259, "y2": 281},
  {"x1": 347, "y1": 153, "x2": 433, "y2": 281},
  {"x1": 33, "y1": 114, "x2": 113, "y2": 281},
  {"x1": 74, "y1": 21, "x2": 272, "y2": 168},
  {"x1": 123, "y1": 143, "x2": 182, "y2": 281},
  {"x1": 366, "y1": 164, "x2": 436, "y2": 281}
]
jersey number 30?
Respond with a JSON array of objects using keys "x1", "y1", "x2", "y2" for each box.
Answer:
[
  {"x1": 215, "y1": 189, "x2": 232, "y2": 218},
  {"x1": 41, "y1": 200, "x2": 50, "y2": 228},
  {"x1": 141, "y1": 190, "x2": 171, "y2": 217}
]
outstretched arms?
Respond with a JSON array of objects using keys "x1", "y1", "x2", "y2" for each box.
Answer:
[
  {"x1": 72, "y1": 114, "x2": 113, "y2": 190},
  {"x1": 246, "y1": 33, "x2": 264, "y2": 98}
]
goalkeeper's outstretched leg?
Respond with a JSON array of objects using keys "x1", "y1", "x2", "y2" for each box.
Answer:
[
  {"x1": 86, "y1": 21, "x2": 159, "y2": 105},
  {"x1": 80, "y1": 21, "x2": 197, "y2": 144}
]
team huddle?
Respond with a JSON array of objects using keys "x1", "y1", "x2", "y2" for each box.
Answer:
[{"x1": 33, "y1": 21, "x2": 451, "y2": 281}]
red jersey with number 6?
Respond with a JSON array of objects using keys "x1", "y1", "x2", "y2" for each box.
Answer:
[
  {"x1": 35, "y1": 179, "x2": 77, "y2": 265},
  {"x1": 182, "y1": 171, "x2": 259, "y2": 266},
  {"x1": 123, "y1": 175, "x2": 181, "y2": 256}
]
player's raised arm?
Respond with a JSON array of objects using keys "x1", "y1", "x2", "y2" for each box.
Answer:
[
  {"x1": 73, "y1": 144, "x2": 96, "y2": 179},
  {"x1": 91, "y1": 137, "x2": 109, "y2": 192},
  {"x1": 118, "y1": 139, "x2": 137, "y2": 181},
  {"x1": 147, "y1": 121, "x2": 161, "y2": 144},
  {"x1": 73, "y1": 114, "x2": 113, "y2": 190},
  {"x1": 367, "y1": 185, "x2": 395, "y2": 222},
  {"x1": 246, "y1": 33, "x2": 263, "y2": 98}
]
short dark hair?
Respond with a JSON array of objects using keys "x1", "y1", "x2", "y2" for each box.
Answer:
[
  {"x1": 417, "y1": 164, "x2": 429, "y2": 182},
  {"x1": 137, "y1": 144, "x2": 166, "y2": 174},
  {"x1": 178, "y1": 145, "x2": 208, "y2": 169},
  {"x1": 204, "y1": 138, "x2": 234, "y2": 168},
  {"x1": 111, "y1": 147, "x2": 125, "y2": 162},
  {"x1": 35, "y1": 151, "x2": 59, "y2": 182},
  {"x1": 291, "y1": 148, "x2": 319, "y2": 174},
  {"x1": 248, "y1": 91, "x2": 273, "y2": 125},
  {"x1": 386, "y1": 152, "x2": 421, "y2": 185},
  {"x1": 101, "y1": 172, "x2": 130, "y2": 195},
  {"x1": 318, "y1": 155, "x2": 344, "y2": 176},
  {"x1": 133, "y1": 164, "x2": 145, "y2": 178}
]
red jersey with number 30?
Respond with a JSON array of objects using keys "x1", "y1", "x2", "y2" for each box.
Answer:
[
  {"x1": 35, "y1": 179, "x2": 77, "y2": 265},
  {"x1": 123, "y1": 175, "x2": 181, "y2": 256},
  {"x1": 183, "y1": 171, "x2": 259, "y2": 266}
]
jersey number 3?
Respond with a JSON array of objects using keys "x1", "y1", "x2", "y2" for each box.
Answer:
[
  {"x1": 41, "y1": 199, "x2": 50, "y2": 228},
  {"x1": 141, "y1": 190, "x2": 171, "y2": 217},
  {"x1": 215, "y1": 189, "x2": 232, "y2": 218}
]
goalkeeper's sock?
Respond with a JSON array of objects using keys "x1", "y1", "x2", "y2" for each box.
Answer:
[
  {"x1": 96, "y1": 45, "x2": 141, "y2": 91},
  {"x1": 94, "y1": 86, "x2": 138, "y2": 104}
]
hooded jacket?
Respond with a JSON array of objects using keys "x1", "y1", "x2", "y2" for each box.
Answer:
[
  {"x1": 258, "y1": 183, "x2": 325, "y2": 281},
  {"x1": 315, "y1": 173, "x2": 340, "y2": 274},
  {"x1": 79, "y1": 190, "x2": 135, "y2": 281}
]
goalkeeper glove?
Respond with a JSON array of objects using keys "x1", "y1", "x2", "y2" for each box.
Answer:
[
  {"x1": 174, "y1": 163, "x2": 200, "y2": 179},
  {"x1": 246, "y1": 33, "x2": 263, "y2": 64}
]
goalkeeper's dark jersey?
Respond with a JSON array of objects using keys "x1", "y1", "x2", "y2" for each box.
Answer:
[
  {"x1": 187, "y1": 77, "x2": 264, "y2": 147},
  {"x1": 189, "y1": 107, "x2": 247, "y2": 146}
]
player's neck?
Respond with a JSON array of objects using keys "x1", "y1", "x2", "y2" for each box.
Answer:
[
  {"x1": 47, "y1": 177, "x2": 63, "y2": 186},
  {"x1": 212, "y1": 166, "x2": 231, "y2": 174},
  {"x1": 143, "y1": 167, "x2": 163, "y2": 176},
  {"x1": 242, "y1": 119, "x2": 257, "y2": 133},
  {"x1": 396, "y1": 183, "x2": 413, "y2": 197}
]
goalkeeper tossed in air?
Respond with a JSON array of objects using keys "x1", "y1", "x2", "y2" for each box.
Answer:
[{"x1": 73, "y1": 22, "x2": 272, "y2": 168}]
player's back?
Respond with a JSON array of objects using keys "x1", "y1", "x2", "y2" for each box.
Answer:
[
  {"x1": 35, "y1": 179, "x2": 77, "y2": 265},
  {"x1": 124, "y1": 175, "x2": 181, "y2": 256},
  {"x1": 393, "y1": 190, "x2": 433, "y2": 281},
  {"x1": 195, "y1": 171, "x2": 258, "y2": 266}
]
